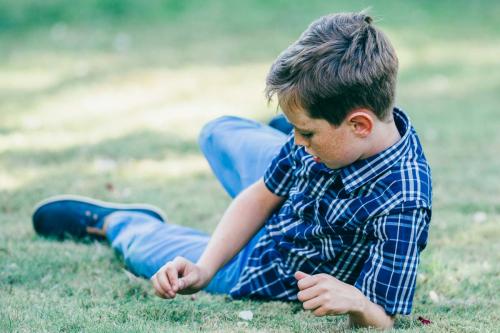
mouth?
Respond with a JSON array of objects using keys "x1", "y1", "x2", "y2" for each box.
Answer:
[{"x1": 305, "y1": 148, "x2": 321, "y2": 163}]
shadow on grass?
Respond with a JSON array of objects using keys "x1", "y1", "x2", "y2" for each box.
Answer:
[
  {"x1": 0, "y1": 126, "x2": 218, "y2": 225},
  {"x1": 1, "y1": 128, "x2": 200, "y2": 168},
  {"x1": 1, "y1": 67, "x2": 128, "y2": 110}
]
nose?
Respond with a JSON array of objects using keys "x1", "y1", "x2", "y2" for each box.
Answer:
[{"x1": 293, "y1": 131, "x2": 308, "y2": 148}]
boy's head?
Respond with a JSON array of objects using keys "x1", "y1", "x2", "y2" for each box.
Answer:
[
  {"x1": 265, "y1": 12, "x2": 400, "y2": 169},
  {"x1": 265, "y1": 11, "x2": 398, "y2": 126}
]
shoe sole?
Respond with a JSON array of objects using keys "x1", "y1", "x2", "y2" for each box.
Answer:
[{"x1": 33, "y1": 194, "x2": 167, "y2": 222}]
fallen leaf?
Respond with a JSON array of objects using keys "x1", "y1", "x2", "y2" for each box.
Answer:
[
  {"x1": 105, "y1": 182, "x2": 115, "y2": 192},
  {"x1": 418, "y1": 316, "x2": 432, "y2": 325}
]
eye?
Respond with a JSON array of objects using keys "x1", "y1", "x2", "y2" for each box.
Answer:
[{"x1": 300, "y1": 132, "x2": 314, "y2": 139}]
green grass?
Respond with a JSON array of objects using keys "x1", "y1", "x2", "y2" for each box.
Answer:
[{"x1": 1, "y1": 1, "x2": 499, "y2": 332}]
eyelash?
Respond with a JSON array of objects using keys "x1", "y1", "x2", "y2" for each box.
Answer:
[{"x1": 300, "y1": 132, "x2": 313, "y2": 139}]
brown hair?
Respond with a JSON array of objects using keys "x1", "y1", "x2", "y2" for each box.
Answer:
[{"x1": 265, "y1": 12, "x2": 399, "y2": 125}]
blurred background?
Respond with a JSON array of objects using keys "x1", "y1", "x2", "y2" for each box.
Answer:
[
  {"x1": 1, "y1": 0, "x2": 499, "y2": 214},
  {"x1": 1, "y1": 0, "x2": 499, "y2": 331}
]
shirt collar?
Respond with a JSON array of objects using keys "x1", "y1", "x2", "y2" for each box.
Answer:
[{"x1": 338, "y1": 108, "x2": 413, "y2": 193}]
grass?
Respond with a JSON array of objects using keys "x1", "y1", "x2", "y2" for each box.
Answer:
[{"x1": 1, "y1": 0, "x2": 499, "y2": 332}]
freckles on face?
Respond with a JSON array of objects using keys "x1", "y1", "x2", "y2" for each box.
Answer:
[
  {"x1": 282, "y1": 107, "x2": 361, "y2": 169},
  {"x1": 300, "y1": 123, "x2": 357, "y2": 168}
]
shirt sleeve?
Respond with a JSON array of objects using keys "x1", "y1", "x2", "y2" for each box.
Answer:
[
  {"x1": 354, "y1": 208, "x2": 431, "y2": 315},
  {"x1": 263, "y1": 134, "x2": 295, "y2": 197}
]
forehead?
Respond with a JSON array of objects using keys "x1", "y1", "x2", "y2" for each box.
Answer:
[
  {"x1": 282, "y1": 106, "x2": 320, "y2": 130},
  {"x1": 278, "y1": 91, "x2": 316, "y2": 129}
]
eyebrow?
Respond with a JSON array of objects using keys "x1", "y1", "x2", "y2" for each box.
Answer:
[
  {"x1": 293, "y1": 125, "x2": 312, "y2": 132},
  {"x1": 282, "y1": 113, "x2": 312, "y2": 132}
]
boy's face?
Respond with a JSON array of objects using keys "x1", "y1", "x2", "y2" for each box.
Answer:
[{"x1": 283, "y1": 107, "x2": 365, "y2": 169}]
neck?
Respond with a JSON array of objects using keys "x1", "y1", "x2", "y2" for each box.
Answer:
[{"x1": 362, "y1": 120, "x2": 401, "y2": 159}]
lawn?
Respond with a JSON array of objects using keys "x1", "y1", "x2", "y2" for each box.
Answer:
[{"x1": 1, "y1": 1, "x2": 499, "y2": 332}]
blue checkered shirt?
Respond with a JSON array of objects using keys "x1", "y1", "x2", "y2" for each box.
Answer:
[{"x1": 230, "y1": 108, "x2": 432, "y2": 315}]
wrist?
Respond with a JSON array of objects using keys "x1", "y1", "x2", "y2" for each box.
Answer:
[
  {"x1": 195, "y1": 262, "x2": 216, "y2": 286},
  {"x1": 348, "y1": 287, "x2": 368, "y2": 315},
  {"x1": 346, "y1": 287, "x2": 395, "y2": 329}
]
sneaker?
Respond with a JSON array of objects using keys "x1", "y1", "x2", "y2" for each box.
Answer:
[{"x1": 32, "y1": 194, "x2": 166, "y2": 239}]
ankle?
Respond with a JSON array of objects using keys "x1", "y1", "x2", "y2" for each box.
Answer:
[
  {"x1": 86, "y1": 226, "x2": 106, "y2": 237},
  {"x1": 86, "y1": 215, "x2": 112, "y2": 238}
]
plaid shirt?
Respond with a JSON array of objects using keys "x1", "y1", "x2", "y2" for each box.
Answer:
[{"x1": 230, "y1": 108, "x2": 432, "y2": 315}]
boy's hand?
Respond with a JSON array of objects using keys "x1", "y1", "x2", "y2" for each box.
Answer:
[
  {"x1": 151, "y1": 257, "x2": 210, "y2": 299},
  {"x1": 295, "y1": 271, "x2": 366, "y2": 316}
]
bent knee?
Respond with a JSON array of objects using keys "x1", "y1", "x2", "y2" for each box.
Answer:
[
  {"x1": 198, "y1": 116, "x2": 252, "y2": 152},
  {"x1": 199, "y1": 116, "x2": 240, "y2": 145}
]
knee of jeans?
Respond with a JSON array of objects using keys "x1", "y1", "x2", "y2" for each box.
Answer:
[{"x1": 198, "y1": 116, "x2": 245, "y2": 153}]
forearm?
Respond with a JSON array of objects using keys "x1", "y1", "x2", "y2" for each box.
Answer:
[
  {"x1": 348, "y1": 292, "x2": 394, "y2": 329},
  {"x1": 197, "y1": 179, "x2": 283, "y2": 282}
]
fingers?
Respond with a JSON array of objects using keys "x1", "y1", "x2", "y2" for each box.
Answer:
[
  {"x1": 151, "y1": 260, "x2": 181, "y2": 299},
  {"x1": 177, "y1": 271, "x2": 195, "y2": 291},
  {"x1": 302, "y1": 296, "x2": 323, "y2": 311},
  {"x1": 294, "y1": 271, "x2": 311, "y2": 281},
  {"x1": 171, "y1": 257, "x2": 193, "y2": 291},
  {"x1": 297, "y1": 284, "x2": 321, "y2": 302},
  {"x1": 150, "y1": 257, "x2": 198, "y2": 299},
  {"x1": 165, "y1": 264, "x2": 180, "y2": 292},
  {"x1": 297, "y1": 274, "x2": 318, "y2": 290},
  {"x1": 151, "y1": 275, "x2": 168, "y2": 299},
  {"x1": 150, "y1": 269, "x2": 174, "y2": 299},
  {"x1": 313, "y1": 306, "x2": 328, "y2": 317},
  {"x1": 157, "y1": 266, "x2": 176, "y2": 298}
]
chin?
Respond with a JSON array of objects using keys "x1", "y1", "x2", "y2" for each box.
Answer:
[
  {"x1": 323, "y1": 160, "x2": 346, "y2": 170},
  {"x1": 323, "y1": 161, "x2": 338, "y2": 169}
]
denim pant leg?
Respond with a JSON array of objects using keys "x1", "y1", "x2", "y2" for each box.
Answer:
[
  {"x1": 198, "y1": 116, "x2": 288, "y2": 292},
  {"x1": 107, "y1": 116, "x2": 287, "y2": 294},
  {"x1": 106, "y1": 211, "x2": 267, "y2": 294},
  {"x1": 106, "y1": 211, "x2": 210, "y2": 279},
  {"x1": 198, "y1": 115, "x2": 288, "y2": 198}
]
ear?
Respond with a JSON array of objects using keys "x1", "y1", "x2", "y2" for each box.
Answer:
[{"x1": 347, "y1": 109, "x2": 373, "y2": 137}]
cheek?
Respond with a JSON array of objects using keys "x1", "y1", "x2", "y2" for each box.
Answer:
[
  {"x1": 318, "y1": 137, "x2": 350, "y2": 161},
  {"x1": 309, "y1": 139, "x2": 323, "y2": 155},
  {"x1": 312, "y1": 140, "x2": 334, "y2": 158}
]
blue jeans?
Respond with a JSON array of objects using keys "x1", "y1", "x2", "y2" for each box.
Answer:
[{"x1": 105, "y1": 116, "x2": 288, "y2": 294}]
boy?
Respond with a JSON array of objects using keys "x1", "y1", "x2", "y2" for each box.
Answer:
[{"x1": 33, "y1": 12, "x2": 431, "y2": 329}]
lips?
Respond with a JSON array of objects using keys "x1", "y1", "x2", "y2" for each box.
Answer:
[{"x1": 305, "y1": 148, "x2": 321, "y2": 163}]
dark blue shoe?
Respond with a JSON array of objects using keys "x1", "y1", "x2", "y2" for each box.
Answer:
[{"x1": 33, "y1": 195, "x2": 166, "y2": 239}]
